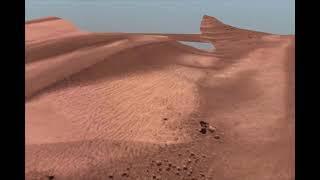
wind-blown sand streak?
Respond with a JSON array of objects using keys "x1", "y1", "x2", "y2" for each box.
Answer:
[{"x1": 26, "y1": 15, "x2": 294, "y2": 180}]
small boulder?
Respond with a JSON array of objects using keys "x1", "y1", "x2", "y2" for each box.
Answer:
[
  {"x1": 199, "y1": 121, "x2": 209, "y2": 128},
  {"x1": 208, "y1": 126, "x2": 216, "y2": 133},
  {"x1": 156, "y1": 161, "x2": 162, "y2": 166},
  {"x1": 199, "y1": 128, "x2": 207, "y2": 134},
  {"x1": 187, "y1": 159, "x2": 192, "y2": 163}
]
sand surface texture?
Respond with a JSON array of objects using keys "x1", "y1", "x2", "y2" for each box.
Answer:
[{"x1": 26, "y1": 15, "x2": 294, "y2": 180}]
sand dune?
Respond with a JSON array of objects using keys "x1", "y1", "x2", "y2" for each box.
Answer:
[{"x1": 25, "y1": 15, "x2": 294, "y2": 180}]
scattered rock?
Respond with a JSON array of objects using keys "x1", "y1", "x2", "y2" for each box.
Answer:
[
  {"x1": 183, "y1": 165, "x2": 188, "y2": 170},
  {"x1": 190, "y1": 152, "x2": 195, "y2": 157},
  {"x1": 153, "y1": 175, "x2": 157, "y2": 179},
  {"x1": 199, "y1": 121, "x2": 218, "y2": 135},
  {"x1": 108, "y1": 175, "x2": 113, "y2": 179},
  {"x1": 177, "y1": 167, "x2": 181, "y2": 171},
  {"x1": 163, "y1": 118, "x2": 168, "y2": 121},
  {"x1": 168, "y1": 163, "x2": 172, "y2": 167},
  {"x1": 214, "y1": 135, "x2": 221, "y2": 139}
]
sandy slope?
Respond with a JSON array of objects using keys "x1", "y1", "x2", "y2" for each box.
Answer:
[{"x1": 25, "y1": 15, "x2": 294, "y2": 180}]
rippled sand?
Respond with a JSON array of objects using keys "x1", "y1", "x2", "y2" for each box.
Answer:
[{"x1": 25, "y1": 15, "x2": 294, "y2": 180}]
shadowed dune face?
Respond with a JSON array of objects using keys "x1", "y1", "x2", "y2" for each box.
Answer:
[{"x1": 25, "y1": 15, "x2": 294, "y2": 180}]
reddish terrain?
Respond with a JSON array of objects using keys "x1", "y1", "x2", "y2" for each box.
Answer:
[{"x1": 25, "y1": 15, "x2": 294, "y2": 180}]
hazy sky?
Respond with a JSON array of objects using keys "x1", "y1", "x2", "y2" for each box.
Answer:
[{"x1": 26, "y1": 0, "x2": 295, "y2": 35}]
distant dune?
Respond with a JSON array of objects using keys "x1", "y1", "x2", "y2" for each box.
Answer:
[{"x1": 25, "y1": 15, "x2": 294, "y2": 180}]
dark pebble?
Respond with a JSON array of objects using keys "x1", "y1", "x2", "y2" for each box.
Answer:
[
  {"x1": 46, "y1": 176, "x2": 54, "y2": 180},
  {"x1": 122, "y1": 172, "x2": 128, "y2": 177},
  {"x1": 156, "y1": 161, "x2": 162, "y2": 166},
  {"x1": 199, "y1": 121, "x2": 209, "y2": 128},
  {"x1": 199, "y1": 128, "x2": 207, "y2": 134}
]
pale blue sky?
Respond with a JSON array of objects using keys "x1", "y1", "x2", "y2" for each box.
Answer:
[{"x1": 26, "y1": 0, "x2": 295, "y2": 35}]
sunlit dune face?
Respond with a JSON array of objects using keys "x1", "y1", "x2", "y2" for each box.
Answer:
[
  {"x1": 25, "y1": 15, "x2": 294, "y2": 180},
  {"x1": 26, "y1": 64, "x2": 202, "y2": 145}
]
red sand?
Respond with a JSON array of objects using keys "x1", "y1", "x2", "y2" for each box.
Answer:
[{"x1": 25, "y1": 15, "x2": 294, "y2": 180}]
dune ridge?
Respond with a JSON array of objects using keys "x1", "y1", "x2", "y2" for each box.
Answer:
[{"x1": 26, "y1": 15, "x2": 294, "y2": 180}]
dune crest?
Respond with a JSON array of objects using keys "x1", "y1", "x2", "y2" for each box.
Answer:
[{"x1": 26, "y1": 15, "x2": 294, "y2": 180}]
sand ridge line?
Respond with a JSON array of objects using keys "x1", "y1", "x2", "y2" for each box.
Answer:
[
  {"x1": 26, "y1": 36, "x2": 176, "y2": 99},
  {"x1": 25, "y1": 15, "x2": 294, "y2": 180},
  {"x1": 25, "y1": 16, "x2": 62, "y2": 24}
]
